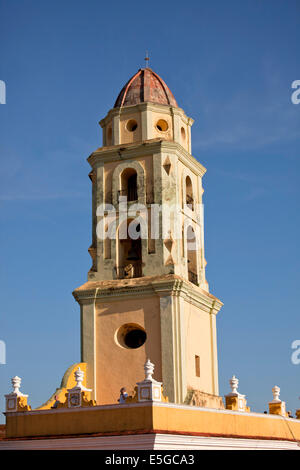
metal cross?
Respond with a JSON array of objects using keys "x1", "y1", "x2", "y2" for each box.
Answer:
[{"x1": 144, "y1": 51, "x2": 150, "y2": 68}]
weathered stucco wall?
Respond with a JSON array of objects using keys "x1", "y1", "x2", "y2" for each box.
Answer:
[{"x1": 95, "y1": 296, "x2": 162, "y2": 405}]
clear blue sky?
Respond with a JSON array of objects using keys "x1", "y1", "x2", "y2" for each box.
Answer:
[{"x1": 0, "y1": 0, "x2": 300, "y2": 422}]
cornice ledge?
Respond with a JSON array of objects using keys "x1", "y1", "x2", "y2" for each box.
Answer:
[
  {"x1": 73, "y1": 284, "x2": 156, "y2": 303},
  {"x1": 152, "y1": 278, "x2": 223, "y2": 313},
  {"x1": 151, "y1": 277, "x2": 184, "y2": 294},
  {"x1": 73, "y1": 275, "x2": 222, "y2": 313},
  {"x1": 99, "y1": 103, "x2": 190, "y2": 127},
  {"x1": 87, "y1": 140, "x2": 206, "y2": 176},
  {"x1": 180, "y1": 284, "x2": 223, "y2": 314},
  {"x1": 87, "y1": 139, "x2": 165, "y2": 167},
  {"x1": 209, "y1": 298, "x2": 223, "y2": 315},
  {"x1": 159, "y1": 141, "x2": 206, "y2": 176}
]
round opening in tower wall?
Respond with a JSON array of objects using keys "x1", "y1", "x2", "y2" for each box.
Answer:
[
  {"x1": 115, "y1": 323, "x2": 147, "y2": 349},
  {"x1": 156, "y1": 119, "x2": 168, "y2": 132},
  {"x1": 126, "y1": 120, "x2": 138, "y2": 132}
]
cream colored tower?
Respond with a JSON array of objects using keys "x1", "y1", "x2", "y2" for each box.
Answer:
[{"x1": 73, "y1": 68, "x2": 223, "y2": 406}]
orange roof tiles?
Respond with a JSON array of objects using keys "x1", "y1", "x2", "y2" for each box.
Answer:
[{"x1": 114, "y1": 68, "x2": 178, "y2": 108}]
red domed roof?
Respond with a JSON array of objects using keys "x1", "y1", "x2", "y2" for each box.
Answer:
[{"x1": 114, "y1": 68, "x2": 178, "y2": 108}]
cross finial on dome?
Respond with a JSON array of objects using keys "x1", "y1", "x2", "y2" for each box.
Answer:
[{"x1": 144, "y1": 51, "x2": 150, "y2": 68}]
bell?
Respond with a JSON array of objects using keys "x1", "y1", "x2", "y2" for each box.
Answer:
[{"x1": 127, "y1": 246, "x2": 139, "y2": 261}]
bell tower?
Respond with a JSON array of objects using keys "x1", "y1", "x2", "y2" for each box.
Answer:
[{"x1": 73, "y1": 67, "x2": 223, "y2": 406}]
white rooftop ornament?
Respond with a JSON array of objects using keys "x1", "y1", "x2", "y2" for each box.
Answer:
[
  {"x1": 11, "y1": 376, "x2": 23, "y2": 396},
  {"x1": 74, "y1": 367, "x2": 84, "y2": 389},
  {"x1": 69, "y1": 367, "x2": 91, "y2": 392},
  {"x1": 5, "y1": 376, "x2": 29, "y2": 412},
  {"x1": 136, "y1": 359, "x2": 163, "y2": 402},
  {"x1": 8, "y1": 376, "x2": 27, "y2": 397},
  {"x1": 66, "y1": 367, "x2": 93, "y2": 408},
  {"x1": 144, "y1": 359, "x2": 155, "y2": 381},
  {"x1": 271, "y1": 385, "x2": 281, "y2": 403},
  {"x1": 269, "y1": 385, "x2": 286, "y2": 416},
  {"x1": 229, "y1": 375, "x2": 239, "y2": 396},
  {"x1": 225, "y1": 374, "x2": 248, "y2": 412}
]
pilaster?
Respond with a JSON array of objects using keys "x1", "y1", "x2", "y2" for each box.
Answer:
[{"x1": 80, "y1": 298, "x2": 97, "y2": 400}]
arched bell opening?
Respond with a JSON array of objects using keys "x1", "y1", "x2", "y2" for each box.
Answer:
[
  {"x1": 119, "y1": 168, "x2": 138, "y2": 202},
  {"x1": 185, "y1": 175, "x2": 194, "y2": 210},
  {"x1": 186, "y1": 225, "x2": 198, "y2": 286},
  {"x1": 116, "y1": 219, "x2": 142, "y2": 279}
]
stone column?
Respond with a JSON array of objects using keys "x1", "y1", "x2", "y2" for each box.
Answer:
[
  {"x1": 112, "y1": 114, "x2": 120, "y2": 145},
  {"x1": 80, "y1": 298, "x2": 97, "y2": 401},
  {"x1": 154, "y1": 280, "x2": 187, "y2": 404},
  {"x1": 141, "y1": 105, "x2": 152, "y2": 141}
]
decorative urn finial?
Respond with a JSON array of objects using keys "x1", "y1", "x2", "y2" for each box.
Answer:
[
  {"x1": 136, "y1": 359, "x2": 164, "y2": 402},
  {"x1": 11, "y1": 376, "x2": 22, "y2": 395},
  {"x1": 5, "y1": 375, "x2": 30, "y2": 412},
  {"x1": 74, "y1": 367, "x2": 84, "y2": 388},
  {"x1": 144, "y1": 359, "x2": 154, "y2": 381},
  {"x1": 272, "y1": 385, "x2": 281, "y2": 403},
  {"x1": 229, "y1": 375, "x2": 239, "y2": 394}
]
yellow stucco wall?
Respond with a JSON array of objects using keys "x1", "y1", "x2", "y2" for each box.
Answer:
[
  {"x1": 151, "y1": 111, "x2": 173, "y2": 141},
  {"x1": 95, "y1": 296, "x2": 162, "y2": 405},
  {"x1": 120, "y1": 112, "x2": 142, "y2": 144},
  {"x1": 184, "y1": 302, "x2": 214, "y2": 394},
  {"x1": 152, "y1": 405, "x2": 300, "y2": 441},
  {"x1": 5, "y1": 405, "x2": 153, "y2": 439},
  {"x1": 5, "y1": 403, "x2": 300, "y2": 442}
]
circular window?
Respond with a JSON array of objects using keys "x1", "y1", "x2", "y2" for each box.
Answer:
[
  {"x1": 115, "y1": 323, "x2": 147, "y2": 349},
  {"x1": 156, "y1": 119, "x2": 168, "y2": 132},
  {"x1": 124, "y1": 329, "x2": 146, "y2": 348},
  {"x1": 126, "y1": 120, "x2": 138, "y2": 132}
]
